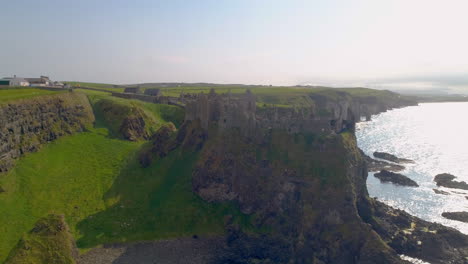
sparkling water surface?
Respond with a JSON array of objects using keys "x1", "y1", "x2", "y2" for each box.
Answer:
[{"x1": 356, "y1": 102, "x2": 468, "y2": 234}]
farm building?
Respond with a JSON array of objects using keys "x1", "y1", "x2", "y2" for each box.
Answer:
[
  {"x1": 26, "y1": 76, "x2": 51, "y2": 87},
  {"x1": 0, "y1": 79, "x2": 10, "y2": 86},
  {"x1": 144, "y1": 88, "x2": 161, "y2": 96},
  {"x1": 0, "y1": 76, "x2": 30, "y2": 86},
  {"x1": 124, "y1": 87, "x2": 141, "y2": 94}
]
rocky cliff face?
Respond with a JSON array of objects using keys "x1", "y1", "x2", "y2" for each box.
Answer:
[
  {"x1": 0, "y1": 92, "x2": 94, "y2": 173},
  {"x1": 184, "y1": 89, "x2": 416, "y2": 135},
  {"x1": 188, "y1": 125, "x2": 401, "y2": 263},
  {"x1": 141, "y1": 89, "x2": 468, "y2": 263}
]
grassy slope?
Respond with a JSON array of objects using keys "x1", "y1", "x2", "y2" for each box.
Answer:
[
  {"x1": 0, "y1": 90, "x2": 244, "y2": 262},
  {"x1": 5, "y1": 215, "x2": 77, "y2": 264},
  {"x1": 0, "y1": 127, "x2": 139, "y2": 261},
  {"x1": 81, "y1": 89, "x2": 185, "y2": 136},
  {"x1": 0, "y1": 88, "x2": 64, "y2": 104}
]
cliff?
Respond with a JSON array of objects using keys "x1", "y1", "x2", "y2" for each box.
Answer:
[
  {"x1": 0, "y1": 92, "x2": 94, "y2": 173},
  {"x1": 184, "y1": 89, "x2": 416, "y2": 135},
  {"x1": 140, "y1": 89, "x2": 468, "y2": 263}
]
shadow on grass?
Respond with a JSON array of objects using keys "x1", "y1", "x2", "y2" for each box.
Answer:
[{"x1": 75, "y1": 147, "x2": 251, "y2": 250}]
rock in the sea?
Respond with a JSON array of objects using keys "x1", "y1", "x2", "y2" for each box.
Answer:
[
  {"x1": 374, "y1": 170, "x2": 419, "y2": 187},
  {"x1": 373, "y1": 151, "x2": 414, "y2": 164},
  {"x1": 442, "y1": 211, "x2": 468, "y2": 223},
  {"x1": 433, "y1": 189, "x2": 450, "y2": 195},
  {"x1": 434, "y1": 173, "x2": 468, "y2": 190},
  {"x1": 361, "y1": 150, "x2": 405, "y2": 172},
  {"x1": 372, "y1": 200, "x2": 468, "y2": 264}
]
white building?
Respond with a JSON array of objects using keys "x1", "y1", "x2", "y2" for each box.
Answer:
[
  {"x1": 10, "y1": 77, "x2": 29, "y2": 86},
  {"x1": 1, "y1": 76, "x2": 30, "y2": 86}
]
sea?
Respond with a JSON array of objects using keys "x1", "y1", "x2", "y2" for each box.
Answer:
[{"x1": 356, "y1": 102, "x2": 468, "y2": 235}]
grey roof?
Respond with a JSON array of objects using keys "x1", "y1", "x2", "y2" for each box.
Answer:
[{"x1": 2, "y1": 77, "x2": 28, "y2": 82}]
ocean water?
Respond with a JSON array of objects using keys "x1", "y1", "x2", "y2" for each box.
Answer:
[{"x1": 356, "y1": 102, "x2": 468, "y2": 234}]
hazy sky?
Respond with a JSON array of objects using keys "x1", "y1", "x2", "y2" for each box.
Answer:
[{"x1": 1, "y1": 0, "x2": 468, "y2": 92}]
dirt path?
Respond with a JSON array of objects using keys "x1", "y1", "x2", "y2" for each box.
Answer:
[{"x1": 77, "y1": 236, "x2": 223, "y2": 264}]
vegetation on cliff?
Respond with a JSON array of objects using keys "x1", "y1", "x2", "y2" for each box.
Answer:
[
  {"x1": 4, "y1": 215, "x2": 77, "y2": 264},
  {"x1": 3, "y1": 85, "x2": 453, "y2": 263},
  {"x1": 0, "y1": 90, "x2": 245, "y2": 262},
  {"x1": 0, "y1": 92, "x2": 95, "y2": 173},
  {"x1": 0, "y1": 88, "x2": 66, "y2": 104},
  {"x1": 85, "y1": 90, "x2": 184, "y2": 140}
]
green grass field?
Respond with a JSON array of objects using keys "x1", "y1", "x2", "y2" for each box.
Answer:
[
  {"x1": 0, "y1": 88, "x2": 65, "y2": 104},
  {"x1": 0, "y1": 91, "x2": 246, "y2": 262},
  {"x1": 0, "y1": 127, "x2": 140, "y2": 261}
]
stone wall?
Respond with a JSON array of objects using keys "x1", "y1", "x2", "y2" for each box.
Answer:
[{"x1": 0, "y1": 92, "x2": 94, "y2": 172}]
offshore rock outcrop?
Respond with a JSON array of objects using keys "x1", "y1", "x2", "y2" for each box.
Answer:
[
  {"x1": 373, "y1": 152, "x2": 414, "y2": 164},
  {"x1": 361, "y1": 151, "x2": 405, "y2": 172},
  {"x1": 374, "y1": 170, "x2": 419, "y2": 187},
  {"x1": 442, "y1": 212, "x2": 468, "y2": 223},
  {"x1": 434, "y1": 173, "x2": 468, "y2": 190},
  {"x1": 0, "y1": 92, "x2": 94, "y2": 173}
]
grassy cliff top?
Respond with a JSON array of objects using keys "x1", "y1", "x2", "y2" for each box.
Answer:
[
  {"x1": 68, "y1": 82, "x2": 411, "y2": 108},
  {"x1": 0, "y1": 88, "x2": 66, "y2": 104}
]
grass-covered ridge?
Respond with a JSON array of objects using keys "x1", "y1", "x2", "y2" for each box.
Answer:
[
  {"x1": 0, "y1": 88, "x2": 65, "y2": 104},
  {"x1": 5, "y1": 215, "x2": 77, "y2": 264},
  {"x1": 67, "y1": 81, "x2": 411, "y2": 108}
]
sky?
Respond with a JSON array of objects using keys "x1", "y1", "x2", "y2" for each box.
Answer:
[{"x1": 1, "y1": 0, "x2": 468, "y2": 93}]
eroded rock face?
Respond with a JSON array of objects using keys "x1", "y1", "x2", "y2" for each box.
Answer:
[
  {"x1": 434, "y1": 173, "x2": 468, "y2": 190},
  {"x1": 187, "y1": 123, "x2": 404, "y2": 263},
  {"x1": 442, "y1": 212, "x2": 468, "y2": 223},
  {"x1": 374, "y1": 170, "x2": 419, "y2": 187},
  {"x1": 184, "y1": 90, "x2": 417, "y2": 136},
  {"x1": 0, "y1": 92, "x2": 94, "y2": 173}
]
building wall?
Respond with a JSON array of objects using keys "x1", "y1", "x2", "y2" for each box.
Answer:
[{"x1": 10, "y1": 80, "x2": 29, "y2": 86}]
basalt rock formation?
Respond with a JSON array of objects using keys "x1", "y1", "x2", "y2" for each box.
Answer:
[
  {"x1": 0, "y1": 92, "x2": 94, "y2": 173},
  {"x1": 371, "y1": 200, "x2": 468, "y2": 264},
  {"x1": 142, "y1": 90, "x2": 468, "y2": 263},
  {"x1": 361, "y1": 151, "x2": 405, "y2": 172},
  {"x1": 373, "y1": 152, "x2": 414, "y2": 164},
  {"x1": 184, "y1": 89, "x2": 416, "y2": 135},
  {"x1": 138, "y1": 90, "x2": 425, "y2": 263},
  {"x1": 442, "y1": 212, "x2": 468, "y2": 223},
  {"x1": 374, "y1": 170, "x2": 419, "y2": 187},
  {"x1": 434, "y1": 173, "x2": 468, "y2": 190}
]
